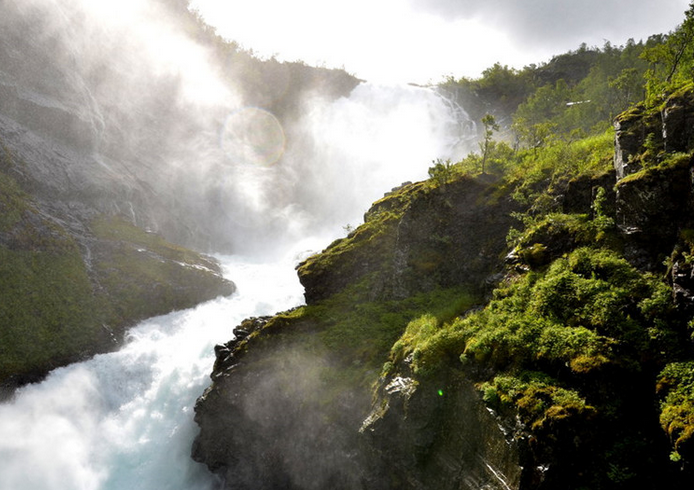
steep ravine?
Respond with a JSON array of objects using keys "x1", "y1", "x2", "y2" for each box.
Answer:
[{"x1": 193, "y1": 88, "x2": 694, "y2": 489}]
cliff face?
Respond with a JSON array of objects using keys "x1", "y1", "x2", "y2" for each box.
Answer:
[{"x1": 193, "y1": 87, "x2": 694, "y2": 489}]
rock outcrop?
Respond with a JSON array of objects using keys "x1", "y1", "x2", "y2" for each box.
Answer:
[
  {"x1": 297, "y1": 177, "x2": 521, "y2": 304},
  {"x1": 192, "y1": 176, "x2": 524, "y2": 489},
  {"x1": 613, "y1": 85, "x2": 694, "y2": 269}
]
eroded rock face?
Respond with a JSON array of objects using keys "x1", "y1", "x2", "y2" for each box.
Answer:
[
  {"x1": 192, "y1": 316, "x2": 371, "y2": 490},
  {"x1": 192, "y1": 87, "x2": 694, "y2": 489},
  {"x1": 663, "y1": 88, "x2": 694, "y2": 153},
  {"x1": 361, "y1": 369, "x2": 523, "y2": 490},
  {"x1": 612, "y1": 88, "x2": 694, "y2": 270},
  {"x1": 615, "y1": 156, "x2": 694, "y2": 269},
  {"x1": 0, "y1": 3, "x2": 238, "y2": 392},
  {"x1": 613, "y1": 105, "x2": 662, "y2": 180}
]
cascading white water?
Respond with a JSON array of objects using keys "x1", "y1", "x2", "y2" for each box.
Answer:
[
  {"x1": 0, "y1": 81, "x2": 475, "y2": 490},
  {"x1": 0, "y1": 253, "x2": 307, "y2": 490}
]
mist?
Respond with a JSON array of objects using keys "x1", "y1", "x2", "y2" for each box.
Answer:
[
  {"x1": 0, "y1": 255, "x2": 307, "y2": 490},
  {"x1": 1, "y1": 0, "x2": 474, "y2": 258}
]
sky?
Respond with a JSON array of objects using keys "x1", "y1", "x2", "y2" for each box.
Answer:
[{"x1": 190, "y1": 0, "x2": 691, "y2": 84}]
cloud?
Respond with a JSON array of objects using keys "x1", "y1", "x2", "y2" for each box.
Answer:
[
  {"x1": 408, "y1": 0, "x2": 690, "y2": 50},
  {"x1": 193, "y1": 0, "x2": 691, "y2": 83}
]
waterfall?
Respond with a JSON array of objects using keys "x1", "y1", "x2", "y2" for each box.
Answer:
[
  {"x1": 0, "y1": 80, "x2": 475, "y2": 490},
  {"x1": 0, "y1": 2, "x2": 478, "y2": 488},
  {"x1": 0, "y1": 79, "x2": 474, "y2": 486}
]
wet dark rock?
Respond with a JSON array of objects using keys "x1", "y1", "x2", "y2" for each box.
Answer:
[
  {"x1": 562, "y1": 171, "x2": 616, "y2": 216},
  {"x1": 663, "y1": 88, "x2": 694, "y2": 153},
  {"x1": 615, "y1": 155, "x2": 694, "y2": 270},
  {"x1": 361, "y1": 370, "x2": 522, "y2": 490},
  {"x1": 298, "y1": 177, "x2": 522, "y2": 304},
  {"x1": 193, "y1": 314, "x2": 370, "y2": 490},
  {"x1": 194, "y1": 177, "x2": 525, "y2": 489}
]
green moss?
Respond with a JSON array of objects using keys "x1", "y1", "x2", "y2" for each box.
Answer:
[
  {"x1": 618, "y1": 151, "x2": 692, "y2": 185},
  {"x1": 0, "y1": 170, "x2": 29, "y2": 233},
  {"x1": 507, "y1": 131, "x2": 614, "y2": 194},
  {"x1": 298, "y1": 181, "x2": 441, "y2": 301},
  {"x1": 91, "y1": 215, "x2": 232, "y2": 324},
  {"x1": 91, "y1": 215, "x2": 217, "y2": 266},
  {"x1": 510, "y1": 212, "x2": 619, "y2": 269},
  {"x1": 0, "y1": 211, "x2": 233, "y2": 384},
  {"x1": 456, "y1": 248, "x2": 672, "y2": 374},
  {"x1": 657, "y1": 362, "x2": 694, "y2": 457},
  {"x1": 0, "y1": 246, "x2": 108, "y2": 381},
  {"x1": 249, "y1": 278, "x2": 478, "y2": 394},
  {"x1": 479, "y1": 372, "x2": 595, "y2": 430},
  {"x1": 665, "y1": 81, "x2": 694, "y2": 107},
  {"x1": 387, "y1": 294, "x2": 477, "y2": 378},
  {"x1": 315, "y1": 284, "x2": 476, "y2": 377}
]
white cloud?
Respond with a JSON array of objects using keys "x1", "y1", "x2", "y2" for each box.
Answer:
[{"x1": 192, "y1": 0, "x2": 689, "y2": 83}]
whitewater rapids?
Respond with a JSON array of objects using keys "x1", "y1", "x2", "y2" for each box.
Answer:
[{"x1": 0, "y1": 252, "x2": 308, "y2": 490}]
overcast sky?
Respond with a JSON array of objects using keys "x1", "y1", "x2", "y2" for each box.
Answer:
[{"x1": 190, "y1": 0, "x2": 691, "y2": 84}]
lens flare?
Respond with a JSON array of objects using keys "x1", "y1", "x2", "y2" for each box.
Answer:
[{"x1": 220, "y1": 107, "x2": 286, "y2": 167}]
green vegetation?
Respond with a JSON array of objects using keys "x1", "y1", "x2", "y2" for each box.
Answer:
[
  {"x1": 479, "y1": 373, "x2": 595, "y2": 431},
  {"x1": 312, "y1": 285, "x2": 477, "y2": 387},
  {"x1": 658, "y1": 362, "x2": 694, "y2": 462},
  {"x1": 90, "y1": 215, "x2": 234, "y2": 325},
  {"x1": 479, "y1": 114, "x2": 500, "y2": 174},
  {"x1": 427, "y1": 158, "x2": 454, "y2": 185},
  {"x1": 618, "y1": 150, "x2": 692, "y2": 185},
  {"x1": 643, "y1": 4, "x2": 694, "y2": 104},
  {"x1": 432, "y1": 123, "x2": 614, "y2": 210},
  {"x1": 0, "y1": 162, "x2": 108, "y2": 382},
  {"x1": 0, "y1": 247, "x2": 106, "y2": 379},
  {"x1": 191, "y1": 4, "x2": 694, "y2": 488},
  {"x1": 439, "y1": 38, "x2": 653, "y2": 138},
  {"x1": 385, "y1": 7, "x2": 694, "y2": 483}
]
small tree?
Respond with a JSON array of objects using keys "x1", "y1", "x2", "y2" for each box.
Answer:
[
  {"x1": 642, "y1": 2, "x2": 694, "y2": 102},
  {"x1": 428, "y1": 158, "x2": 454, "y2": 186},
  {"x1": 480, "y1": 114, "x2": 500, "y2": 174}
]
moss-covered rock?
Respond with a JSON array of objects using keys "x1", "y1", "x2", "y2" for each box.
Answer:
[
  {"x1": 90, "y1": 215, "x2": 234, "y2": 325},
  {"x1": 298, "y1": 176, "x2": 522, "y2": 303},
  {"x1": 615, "y1": 152, "x2": 694, "y2": 269},
  {"x1": 0, "y1": 165, "x2": 234, "y2": 393},
  {"x1": 193, "y1": 174, "x2": 521, "y2": 488}
]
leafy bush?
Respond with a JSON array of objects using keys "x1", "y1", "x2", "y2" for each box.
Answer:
[
  {"x1": 449, "y1": 248, "x2": 670, "y2": 378},
  {"x1": 658, "y1": 362, "x2": 694, "y2": 460},
  {"x1": 479, "y1": 372, "x2": 595, "y2": 430},
  {"x1": 427, "y1": 158, "x2": 454, "y2": 185}
]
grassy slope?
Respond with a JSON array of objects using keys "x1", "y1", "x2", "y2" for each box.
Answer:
[{"x1": 0, "y1": 146, "x2": 233, "y2": 387}]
